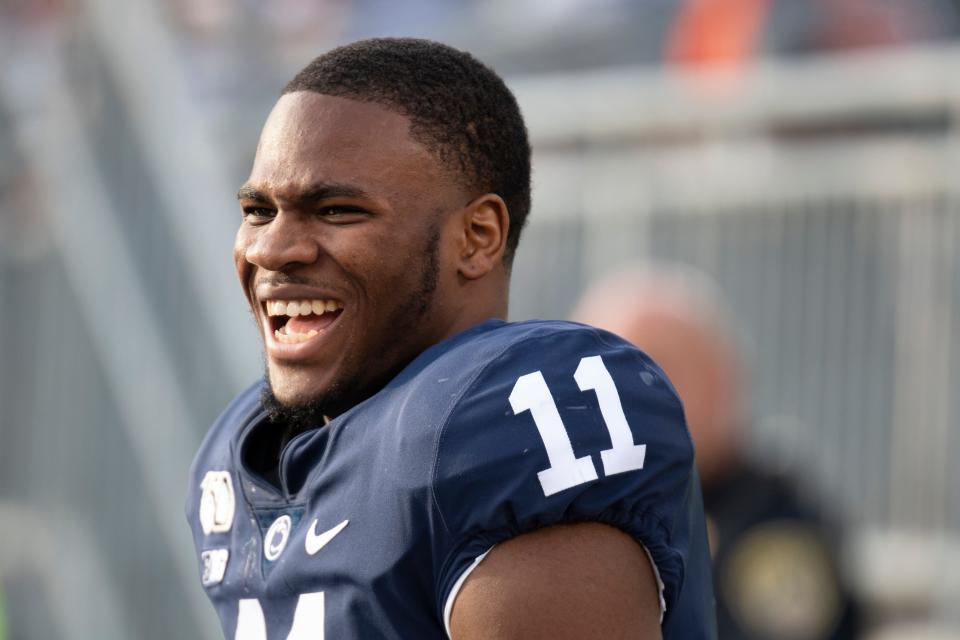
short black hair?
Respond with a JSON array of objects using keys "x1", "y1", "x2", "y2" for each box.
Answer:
[{"x1": 283, "y1": 37, "x2": 532, "y2": 264}]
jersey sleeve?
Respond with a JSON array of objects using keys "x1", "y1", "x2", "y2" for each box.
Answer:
[{"x1": 431, "y1": 325, "x2": 701, "y2": 629}]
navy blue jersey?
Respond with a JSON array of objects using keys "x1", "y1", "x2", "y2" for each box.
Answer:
[{"x1": 186, "y1": 319, "x2": 716, "y2": 639}]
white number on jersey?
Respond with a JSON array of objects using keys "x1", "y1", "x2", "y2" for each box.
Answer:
[
  {"x1": 509, "y1": 355, "x2": 647, "y2": 497},
  {"x1": 236, "y1": 592, "x2": 324, "y2": 640}
]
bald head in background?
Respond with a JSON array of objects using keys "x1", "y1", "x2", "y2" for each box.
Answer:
[
  {"x1": 575, "y1": 265, "x2": 864, "y2": 640},
  {"x1": 572, "y1": 265, "x2": 744, "y2": 487}
]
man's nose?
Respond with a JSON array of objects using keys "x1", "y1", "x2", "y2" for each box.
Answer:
[{"x1": 244, "y1": 211, "x2": 320, "y2": 271}]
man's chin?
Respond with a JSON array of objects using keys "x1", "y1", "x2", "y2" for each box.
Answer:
[
  {"x1": 265, "y1": 384, "x2": 320, "y2": 410},
  {"x1": 261, "y1": 368, "x2": 339, "y2": 429},
  {"x1": 260, "y1": 383, "x2": 329, "y2": 435}
]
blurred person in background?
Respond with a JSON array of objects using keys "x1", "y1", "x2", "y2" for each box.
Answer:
[{"x1": 573, "y1": 264, "x2": 861, "y2": 640}]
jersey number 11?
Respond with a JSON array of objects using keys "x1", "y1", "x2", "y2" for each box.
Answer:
[{"x1": 509, "y1": 355, "x2": 648, "y2": 497}]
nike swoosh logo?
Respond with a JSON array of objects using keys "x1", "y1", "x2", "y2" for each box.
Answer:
[{"x1": 305, "y1": 519, "x2": 349, "y2": 555}]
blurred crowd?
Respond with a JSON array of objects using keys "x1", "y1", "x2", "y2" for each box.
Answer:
[
  {"x1": 6, "y1": 0, "x2": 960, "y2": 62},
  {"x1": 4, "y1": 0, "x2": 960, "y2": 121},
  {"x1": 4, "y1": 0, "x2": 960, "y2": 206}
]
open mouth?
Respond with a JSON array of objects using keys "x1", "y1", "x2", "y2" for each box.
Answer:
[{"x1": 264, "y1": 299, "x2": 344, "y2": 344}]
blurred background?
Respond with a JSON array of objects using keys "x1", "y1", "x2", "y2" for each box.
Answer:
[{"x1": 2, "y1": 0, "x2": 959, "y2": 638}]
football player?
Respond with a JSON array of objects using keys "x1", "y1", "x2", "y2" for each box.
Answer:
[{"x1": 187, "y1": 38, "x2": 716, "y2": 639}]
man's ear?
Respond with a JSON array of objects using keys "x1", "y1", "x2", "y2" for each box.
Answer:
[{"x1": 457, "y1": 193, "x2": 509, "y2": 280}]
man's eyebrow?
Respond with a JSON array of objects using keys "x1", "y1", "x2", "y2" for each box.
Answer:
[
  {"x1": 298, "y1": 184, "x2": 370, "y2": 202},
  {"x1": 236, "y1": 183, "x2": 370, "y2": 203},
  {"x1": 236, "y1": 185, "x2": 267, "y2": 201}
]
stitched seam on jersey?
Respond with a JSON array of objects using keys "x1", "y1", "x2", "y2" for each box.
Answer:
[
  {"x1": 449, "y1": 507, "x2": 675, "y2": 556},
  {"x1": 429, "y1": 336, "x2": 527, "y2": 534}
]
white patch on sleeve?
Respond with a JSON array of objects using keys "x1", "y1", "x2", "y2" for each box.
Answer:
[
  {"x1": 443, "y1": 547, "x2": 493, "y2": 638},
  {"x1": 200, "y1": 548, "x2": 229, "y2": 586}
]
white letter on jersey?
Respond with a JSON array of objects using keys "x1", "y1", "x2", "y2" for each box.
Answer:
[
  {"x1": 235, "y1": 593, "x2": 325, "y2": 639},
  {"x1": 287, "y1": 593, "x2": 325, "y2": 638},
  {"x1": 235, "y1": 599, "x2": 267, "y2": 640},
  {"x1": 574, "y1": 355, "x2": 646, "y2": 476},
  {"x1": 510, "y1": 371, "x2": 599, "y2": 496}
]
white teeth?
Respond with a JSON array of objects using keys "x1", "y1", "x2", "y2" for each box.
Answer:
[
  {"x1": 265, "y1": 298, "x2": 343, "y2": 318},
  {"x1": 268, "y1": 298, "x2": 341, "y2": 345},
  {"x1": 274, "y1": 327, "x2": 321, "y2": 344}
]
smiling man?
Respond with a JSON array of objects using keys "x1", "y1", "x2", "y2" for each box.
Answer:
[{"x1": 186, "y1": 38, "x2": 715, "y2": 639}]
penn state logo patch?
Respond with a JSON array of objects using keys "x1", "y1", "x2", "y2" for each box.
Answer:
[
  {"x1": 264, "y1": 515, "x2": 292, "y2": 561},
  {"x1": 199, "y1": 471, "x2": 235, "y2": 535}
]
